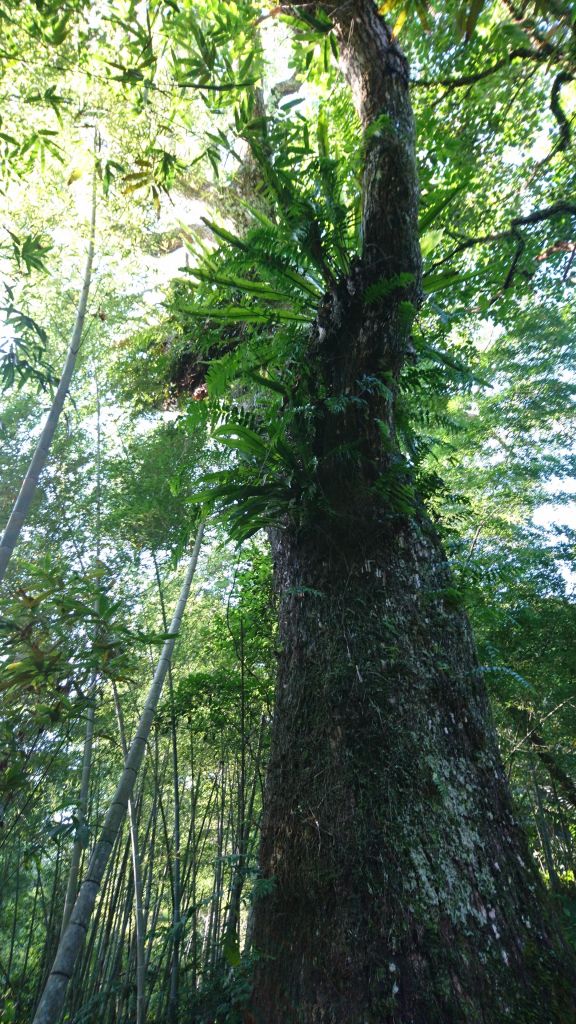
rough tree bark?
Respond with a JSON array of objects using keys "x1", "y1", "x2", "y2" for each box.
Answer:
[{"x1": 249, "y1": 2, "x2": 576, "y2": 1021}]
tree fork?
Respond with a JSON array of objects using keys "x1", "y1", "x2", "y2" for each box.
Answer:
[{"x1": 248, "y1": 2, "x2": 576, "y2": 1020}]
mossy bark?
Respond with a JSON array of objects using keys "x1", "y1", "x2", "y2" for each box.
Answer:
[
  {"x1": 248, "y1": 1, "x2": 576, "y2": 1020},
  {"x1": 250, "y1": 516, "x2": 575, "y2": 1022}
]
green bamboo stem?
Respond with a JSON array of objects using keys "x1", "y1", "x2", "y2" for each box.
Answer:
[{"x1": 31, "y1": 523, "x2": 204, "y2": 1024}]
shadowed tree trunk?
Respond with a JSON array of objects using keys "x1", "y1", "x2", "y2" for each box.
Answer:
[{"x1": 248, "y1": 2, "x2": 576, "y2": 1021}]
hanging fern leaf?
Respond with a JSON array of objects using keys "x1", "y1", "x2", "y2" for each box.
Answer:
[
  {"x1": 185, "y1": 267, "x2": 295, "y2": 305},
  {"x1": 177, "y1": 303, "x2": 313, "y2": 324},
  {"x1": 166, "y1": 85, "x2": 368, "y2": 540}
]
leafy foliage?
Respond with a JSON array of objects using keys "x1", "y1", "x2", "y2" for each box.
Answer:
[{"x1": 0, "y1": 0, "x2": 575, "y2": 1019}]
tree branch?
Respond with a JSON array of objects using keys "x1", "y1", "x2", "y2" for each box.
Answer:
[
  {"x1": 550, "y1": 71, "x2": 574, "y2": 150},
  {"x1": 429, "y1": 201, "x2": 576, "y2": 272},
  {"x1": 413, "y1": 45, "x2": 562, "y2": 90}
]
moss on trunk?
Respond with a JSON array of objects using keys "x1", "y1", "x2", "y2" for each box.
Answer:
[
  {"x1": 247, "y1": 2, "x2": 575, "y2": 1018},
  {"x1": 249, "y1": 514, "x2": 575, "y2": 1022}
]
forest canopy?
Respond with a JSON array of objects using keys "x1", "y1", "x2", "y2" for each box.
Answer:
[{"x1": 0, "y1": 0, "x2": 575, "y2": 1021}]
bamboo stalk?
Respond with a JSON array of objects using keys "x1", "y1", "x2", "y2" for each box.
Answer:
[
  {"x1": 60, "y1": 701, "x2": 95, "y2": 935},
  {"x1": 31, "y1": 523, "x2": 204, "y2": 1024},
  {"x1": 112, "y1": 681, "x2": 147, "y2": 1024},
  {"x1": 153, "y1": 555, "x2": 182, "y2": 1024},
  {"x1": 62, "y1": 378, "x2": 102, "y2": 936},
  {"x1": 0, "y1": 159, "x2": 98, "y2": 584}
]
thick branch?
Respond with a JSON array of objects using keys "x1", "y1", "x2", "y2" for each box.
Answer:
[
  {"x1": 550, "y1": 71, "x2": 574, "y2": 150},
  {"x1": 413, "y1": 44, "x2": 561, "y2": 90},
  {"x1": 514, "y1": 201, "x2": 576, "y2": 226},
  {"x1": 430, "y1": 201, "x2": 576, "y2": 271}
]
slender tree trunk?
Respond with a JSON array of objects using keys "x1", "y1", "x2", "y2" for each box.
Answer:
[
  {"x1": 62, "y1": 376, "x2": 102, "y2": 936},
  {"x1": 7, "y1": 840, "x2": 20, "y2": 980},
  {"x1": 79, "y1": 799, "x2": 131, "y2": 1013},
  {"x1": 181, "y1": 725, "x2": 202, "y2": 995},
  {"x1": 104, "y1": 854, "x2": 135, "y2": 1024},
  {"x1": 0, "y1": 161, "x2": 97, "y2": 584},
  {"x1": 20, "y1": 867, "x2": 40, "y2": 993},
  {"x1": 153, "y1": 555, "x2": 182, "y2": 1024},
  {"x1": 112, "y1": 681, "x2": 147, "y2": 1024},
  {"x1": 223, "y1": 621, "x2": 250, "y2": 951},
  {"x1": 205, "y1": 758, "x2": 227, "y2": 975},
  {"x1": 532, "y1": 766, "x2": 561, "y2": 891},
  {"x1": 167, "y1": 676, "x2": 182, "y2": 1023},
  {"x1": 74, "y1": 816, "x2": 125, "y2": 1005},
  {"x1": 32, "y1": 842, "x2": 63, "y2": 1011},
  {"x1": 60, "y1": 700, "x2": 95, "y2": 935},
  {"x1": 243, "y1": 715, "x2": 267, "y2": 957},
  {"x1": 32, "y1": 523, "x2": 204, "y2": 1024},
  {"x1": 143, "y1": 751, "x2": 160, "y2": 969},
  {"x1": 13, "y1": 864, "x2": 40, "y2": 1018},
  {"x1": 249, "y1": 2, "x2": 576, "y2": 1021},
  {"x1": 509, "y1": 705, "x2": 576, "y2": 812}
]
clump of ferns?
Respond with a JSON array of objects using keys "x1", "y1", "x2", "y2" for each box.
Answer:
[{"x1": 170, "y1": 101, "x2": 362, "y2": 540}]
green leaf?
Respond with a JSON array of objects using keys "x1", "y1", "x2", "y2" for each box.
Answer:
[
  {"x1": 421, "y1": 229, "x2": 445, "y2": 257},
  {"x1": 247, "y1": 372, "x2": 289, "y2": 397},
  {"x1": 422, "y1": 268, "x2": 479, "y2": 293},
  {"x1": 222, "y1": 938, "x2": 241, "y2": 968},
  {"x1": 364, "y1": 273, "x2": 415, "y2": 304},
  {"x1": 213, "y1": 423, "x2": 270, "y2": 459},
  {"x1": 176, "y1": 303, "x2": 312, "y2": 324},
  {"x1": 419, "y1": 185, "x2": 464, "y2": 233},
  {"x1": 185, "y1": 266, "x2": 293, "y2": 304}
]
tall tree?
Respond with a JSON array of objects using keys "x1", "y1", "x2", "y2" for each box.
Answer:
[
  {"x1": 1, "y1": 0, "x2": 575, "y2": 1021},
  {"x1": 236, "y1": 1, "x2": 576, "y2": 1020}
]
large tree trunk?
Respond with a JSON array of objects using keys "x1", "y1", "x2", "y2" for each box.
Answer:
[
  {"x1": 251, "y1": 521, "x2": 575, "y2": 1022},
  {"x1": 249, "y1": 2, "x2": 575, "y2": 1020}
]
